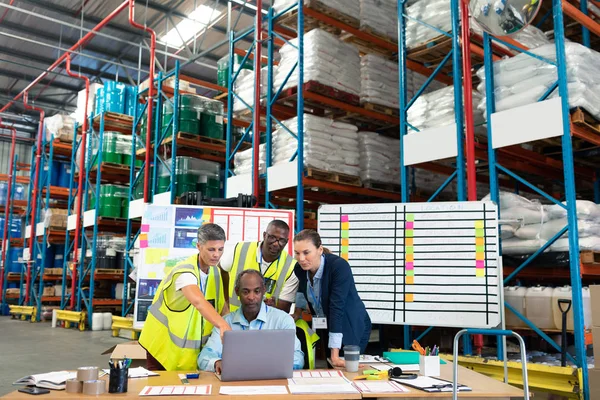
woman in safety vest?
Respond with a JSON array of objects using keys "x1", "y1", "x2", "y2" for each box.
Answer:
[{"x1": 139, "y1": 223, "x2": 232, "y2": 371}]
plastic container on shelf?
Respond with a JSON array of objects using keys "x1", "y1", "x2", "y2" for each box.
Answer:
[
  {"x1": 88, "y1": 184, "x2": 128, "y2": 218},
  {"x1": 157, "y1": 157, "x2": 220, "y2": 197},
  {"x1": 525, "y1": 286, "x2": 556, "y2": 330},
  {"x1": 0, "y1": 181, "x2": 7, "y2": 205},
  {"x1": 7, "y1": 247, "x2": 22, "y2": 274},
  {"x1": 95, "y1": 86, "x2": 105, "y2": 115},
  {"x1": 217, "y1": 54, "x2": 253, "y2": 88},
  {"x1": 13, "y1": 183, "x2": 25, "y2": 201},
  {"x1": 504, "y1": 286, "x2": 527, "y2": 328},
  {"x1": 552, "y1": 286, "x2": 592, "y2": 331},
  {"x1": 57, "y1": 162, "x2": 71, "y2": 188},
  {"x1": 199, "y1": 98, "x2": 224, "y2": 140},
  {"x1": 124, "y1": 86, "x2": 137, "y2": 117},
  {"x1": 103, "y1": 81, "x2": 126, "y2": 114},
  {"x1": 162, "y1": 94, "x2": 204, "y2": 136},
  {"x1": 53, "y1": 244, "x2": 65, "y2": 269},
  {"x1": 102, "y1": 131, "x2": 123, "y2": 164}
]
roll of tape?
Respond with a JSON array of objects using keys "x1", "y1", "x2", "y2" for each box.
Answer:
[
  {"x1": 77, "y1": 366, "x2": 99, "y2": 381},
  {"x1": 82, "y1": 380, "x2": 106, "y2": 395},
  {"x1": 65, "y1": 379, "x2": 82, "y2": 393}
]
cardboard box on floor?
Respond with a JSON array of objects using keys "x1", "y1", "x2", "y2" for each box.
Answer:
[
  {"x1": 591, "y1": 285, "x2": 600, "y2": 327},
  {"x1": 589, "y1": 368, "x2": 600, "y2": 398},
  {"x1": 102, "y1": 341, "x2": 146, "y2": 368}
]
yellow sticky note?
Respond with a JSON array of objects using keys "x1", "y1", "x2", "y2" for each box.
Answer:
[
  {"x1": 476, "y1": 269, "x2": 485, "y2": 278},
  {"x1": 406, "y1": 254, "x2": 414, "y2": 262},
  {"x1": 145, "y1": 248, "x2": 169, "y2": 264},
  {"x1": 475, "y1": 221, "x2": 484, "y2": 229},
  {"x1": 405, "y1": 294, "x2": 414, "y2": 303},
  {"x1": 476, "y1": 237, "x2": 485, "y2": 246},
  {"x1": 405, "y1": 237, "x2": 414, "y2": 246},
  {"x1": 341, "y1": 222, "x2": 350, "y2": 230},
  {"x1": 148, "y1": 272, "x2": 157, "y2": 278},
  {"x1": 405, "y1": 276, "x2": 414, "y2": 285}
]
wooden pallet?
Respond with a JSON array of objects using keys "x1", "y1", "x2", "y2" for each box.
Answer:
[
  {"x1": 572, "y1": 108, "x2": 600, "y2": 135},
  {"x1": 306, "y1": 168, "x2": 362, "y2": 187},
  {"x1": 7, "y1": 273, "x2": 21, "y2": 280},
  {"x1": 362, "y1": 102, "x2": 400, "y2": 117},
  {"x1": 44, "y1": 268, "x2": 63, "y2": 276},
  {"x1": 90, "y1": 112, "x2": 135, "y2": 135},
  {"x1": 407, "y1": 34, "x2": 485, "y2": 72},
  {"x1": 363, "y1": 180, "x2": 401, "y2": 193},
  {"x1": 6, "y1": 288, "x2": 20, "y2": 295},
  {"x1": 277, "y1": 0, "x2": 360, "y2": 35},
  {"x1": 342, "y1": 32, "x2": 398, "y2": 59},
  {"x1": 96, "y1": 269, "x2": 124, "y2": 275},
  {"x1": 581, "y1": 251, "x2": 600, "y2": 265},
  {"x1": 279, "y1": 81, "x2": 360, "y2": 108}
]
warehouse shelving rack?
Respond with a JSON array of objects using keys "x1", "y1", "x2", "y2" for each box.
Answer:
[
  {"x1": 0, "y1": 152, "x2": 20, "y2": 313},
  {"x1": 481, "y1": 2, "x2": 600, "y2": 398}
]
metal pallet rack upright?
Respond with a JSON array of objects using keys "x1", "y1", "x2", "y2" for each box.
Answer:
[{"x1": 482, "y1": 1, "x2": 600, "y2": 398}]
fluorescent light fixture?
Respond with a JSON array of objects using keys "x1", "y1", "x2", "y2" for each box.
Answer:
[
  {"x1": 229, "y1": 0, "x2": 268, "y2": 14},
  {"x1": 161, "y1": 4, "x2": 223, "y2": 47}
]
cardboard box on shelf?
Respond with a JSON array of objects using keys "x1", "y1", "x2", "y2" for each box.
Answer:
[
  {"x1": 589, "y1": 368, "x2": 600, "y2": 398},
  {"x1": 590, "y1": 285, "x2": 600, "y2": 327},
  {"x1": 102, "y1": 341, "x2": 147, "y2": 368}
]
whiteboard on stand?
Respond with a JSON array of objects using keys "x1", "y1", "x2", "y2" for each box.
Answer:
[{"x1": 318, "y1": 201, "x2": 500, "y2": 329}]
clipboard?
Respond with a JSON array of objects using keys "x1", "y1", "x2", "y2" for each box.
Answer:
[{"x1": 390, "y1": 376, "x2": 472, "y2": 393}]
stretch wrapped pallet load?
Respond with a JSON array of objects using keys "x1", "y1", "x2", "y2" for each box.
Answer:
[
  {"x1": 407, "y1": 85, "x2": 485, "y2": 131},
  {"x1": 233, "y1": 67, "x2": 268, "y2": 114},
  {"x1": 233, "y1": 144, "x2": 267, "y2": 176},
  {"x1": 75, "y1": 82, "x2": 103, "y2": 125},
  {"x1": 44, "y1": 208, "x2": 68, "y2": 229},
  {"x1": 477, "y1": 42, "x2": 600, "y2": 121},
  {"x1": 360, "y1": 54, "x2": 399, "y2": 109},
  {"x1": 358, "y1": 131, "x2": 399, "y2": 185},
  {"x1": 274, "y1": 29, "x2": 361, "y2": 97},
  {"x1": 272, "y1": 114, "x2": 360, "y2": 177},
  {"x1": 359, "y1": 0, "x2": 397, "y2": 40},
  {"x1": 273, "y1": 0, "x2": 360, "y2": 21},
  {"x1": 45, "y1": 114, "x2": 75, "y2": 143}
]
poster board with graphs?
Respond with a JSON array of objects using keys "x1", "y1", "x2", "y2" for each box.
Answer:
[
  {"x1": 318, "y1": 201, "x2": 500, "y2": 329},
  {"x1": 133, "y1": 205, "x2": 294, "y2": 329}
]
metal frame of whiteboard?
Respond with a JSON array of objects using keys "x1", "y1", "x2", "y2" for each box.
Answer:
[
  {"x1": 318, "y1": 201, "x2": 501, "y2": 329},
  {"x1": 132, "y1": 204, "x2": 295, "y2": 330}
]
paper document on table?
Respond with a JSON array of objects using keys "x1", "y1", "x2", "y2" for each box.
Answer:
[
  {"x1": 370, "y1": 363, "x2": 419, "y2": 372},
  {"x1": 219, "y1": 386, "x2": 288, "y2": 395},
  {"x1": 139, "y1": 385, "x2": 212, "y2": 396},
  {"x1": 392, "y1": 376, "x2": 472, "y2": 392},
  {"x1": 287, "y1": 384, "x2": 360, "y2": 394},
  {"x1": 354, "y1": 381, "x2": 409, "y2": 393},
  {"x1": 290, "y1": 370, "x2": 351, "y2": 385},
  {"x1": 102, "y1": 367, "x2": 159, "y2": 378}
]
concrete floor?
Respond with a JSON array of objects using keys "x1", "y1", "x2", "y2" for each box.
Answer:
[{"x1": 0, "y1": 317, "x2": 124, "y2": 396}]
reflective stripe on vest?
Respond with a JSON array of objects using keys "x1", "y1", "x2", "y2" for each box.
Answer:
[{"x1": 272, "y1": 255, "x2": 294, "y2": 304}]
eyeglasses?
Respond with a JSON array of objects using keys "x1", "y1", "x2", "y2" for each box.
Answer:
[{"x1": 265, "y1": 232, "x2": 288, "y2": 247}]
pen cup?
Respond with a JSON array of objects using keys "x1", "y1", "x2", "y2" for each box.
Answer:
[
  {"x1": 343, "y1": 345, "x2": 360, "y2": 373},
  {"x1": 108, "y1": 366, "x2": 129, "y2": 393},
  {"x1": 419, "y1": 355, "x2": 440, "y2": 377}
]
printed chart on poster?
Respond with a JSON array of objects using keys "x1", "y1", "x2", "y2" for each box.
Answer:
[
  {"x1": 133, "y1": 205, "x2": 294, "y2": 329},
  {"x1": 318, "y1": 202, "x2": 500, "y2": 329}
]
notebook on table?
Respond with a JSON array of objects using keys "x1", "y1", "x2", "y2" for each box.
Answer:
[{"x1": 13, "y1": 371, "x2": 77, "y2": 390}]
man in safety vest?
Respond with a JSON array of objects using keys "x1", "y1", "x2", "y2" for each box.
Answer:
[
  {"x1": 139, "y1": 223, "x2": 232, "y2": 371},
  {"x1": 219, "y1": 220, "x2": 298, "y2": 313}
]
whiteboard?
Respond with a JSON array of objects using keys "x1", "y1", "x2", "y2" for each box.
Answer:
[
  {"x1": 133, "y1": 205, "x2": 295, "y2": 329},
  {"x1": 318, "y1": 201, "x2": 500, "y2": 329}
]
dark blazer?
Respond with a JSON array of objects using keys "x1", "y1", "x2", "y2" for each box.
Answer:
[{"x1": 295, "y1": 253, "x2": 371, "y2": 351}]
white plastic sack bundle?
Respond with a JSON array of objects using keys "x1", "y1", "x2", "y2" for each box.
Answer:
[
  {"x1": 482, "y1": 191, "x2": 544, "y2": 211},
  {"x1": 515, "y1": 218, "x2": 600, "y2": 241},
  {"x1": 501, "y1": 224, "x2": 516, "y2": 240},
  {"x1": 547, "y1": 200, "x2": 600, "y2": 220},
  {"x1": 273, "y1": 0, "x2": 360, "y2": 20},
  {"x1": 551, "y1": 236, "x2": 600, "y2": 252},
  {"x1": 360, "y1": 0, "x2": 398, "y2": 40},
  {"x1": 404, "y1": 0, "x2": 451, "y2": 49},
  {"x1": 502, "y1": 238, "x2": 547, "y2": 255},
  {"x1": 500, "y1": 207, "x2": 549, "y2": 226},
  {"x1": 360, "y1": 54, "x2": 399, "y2": 108}
]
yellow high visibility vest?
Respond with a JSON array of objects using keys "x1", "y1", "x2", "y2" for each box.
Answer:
[
  {"x1": 139, "y1": 254, "x2": 224, "y2": 371},
  {"x1": 295, "y1": 319, "x2": 320, "y2": 370},
  {"x1": 228, "y1": 242, "x2": 295, "y2": 312}
]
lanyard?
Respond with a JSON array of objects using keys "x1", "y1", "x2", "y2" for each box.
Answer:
[
  {"x1": 258, "y1": 244, "x2": 278, "y2": 280},
  {"x1": 197, "y1": 256, "x2": 206, "y2": 294},
  {"x1": 308, "y1": 283, "x2": 321, "y2": 314},
  {"x1": 240, "y1": 305, "x2": 267, "y2": 330}
]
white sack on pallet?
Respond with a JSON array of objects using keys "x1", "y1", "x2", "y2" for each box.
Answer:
[
  {"x1": 358, "y1": 131, "x2": 400, "y2": 185},
  {"x1": 233, "y1": 68, "x2": 269, "y2": 114},
  {"x1": 271, "y1": 114, "x2": 360, "y2": 176},
  {"x1": 274, "y1": 29, "x2": 361, "y2": 96},
  {"x1": 233, "y1": 144, "x2": 266, "y2": 175},
  {"x1": 551, "y1": 236, "x2": 600, "y2": 252},
  {"x1": 360, "y1": 54, "x2": 399, "y2": 109},
  {"x1": 501, "y1": 238, "x2": 547, "y2": 255},
  {"x1": 477, "y1": 43, "x2": 600, "y2": 120},
  {"x1": 547, "y1": 200, "x2": 600, "y2": 220},
  {"x1": 359, "y1": 0, "x2": 397, "y2": 40},
  {"x1": 515, "y1": 218, "x2": 600, "y2": 241},
  {"x1": 46, "y1": 114, "x2": 75, "y2": 143},
  {"x1": 273, "y1": 0, "x2": 360, "y2": 20},
  {"x1": 470, "y1": 22, "x2": 550, "y2": 50}
]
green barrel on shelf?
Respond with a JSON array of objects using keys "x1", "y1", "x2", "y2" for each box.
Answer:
[
  {"x1": 89, "y1": 184, "x2": 128, "y2": 218},
  {"x1": 157, "y1": 156, "x2": 221, "y2": 198},
  {"x1": 217, "y1": 54, "x2": 253, "y2": 88},
  {"x1": 162, "y1": 94, "x2": 204, "y2": 136},
  {"x1": 199, "y1": 99, "x2": 224, "y2": 140}
]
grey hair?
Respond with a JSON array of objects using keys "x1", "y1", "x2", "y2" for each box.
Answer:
[
  {"x1": 234, "y1": 269, "x2": 265, "y2": 292},
  {"x1": 197, "y1": 223, "x2": 226, "y2": 244}
]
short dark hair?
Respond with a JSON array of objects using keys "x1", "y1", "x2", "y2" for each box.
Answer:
[
  {"x1": 234, "y1": 269, "x2": 265, "y2": 292},
  {"x1": 266, "y1": 219, "x2": 290, "y2": 233},
  {"x1": 197, "y1": 223, "x2": 226, "y2": 244}
]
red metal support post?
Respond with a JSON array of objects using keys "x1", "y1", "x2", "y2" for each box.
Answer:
[
  {"x1": 65, "y1": 54, "x2": 90, "y2": 310},
  {"x1": 253, "y1": 0, "x2": 263, "y2": 205},
  {"x1": 461, "y1": 0, "x2": 477, "y2": 202},
  {"x1": 0, "y1": 119, "x2": 17, "y2": 297},
  {"x1": 22, "y1": 93, "x2": 44, "y2": 305},
  {"x1": 128, "y1": 0, "x2": 156, "y2": 203}
]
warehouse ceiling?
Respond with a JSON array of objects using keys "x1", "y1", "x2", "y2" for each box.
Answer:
[{"x1": 0, "y1": 0, "x2": 262, "y2": 135}]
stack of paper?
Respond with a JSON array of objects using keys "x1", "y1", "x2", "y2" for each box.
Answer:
[
  {"x1": 354, "y1": 381, "x2": 409, "y2": 393},
  {"x1": 287, "y1": 370, "x2": 359, "y2": 394},
  {"x1": 219, "y1": 386, "x2": 288, "y2": 395},
  {"x1": 139, "y1": 385, "x2": 212, "y2": 396}
]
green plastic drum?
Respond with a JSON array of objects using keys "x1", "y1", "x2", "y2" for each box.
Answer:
[{"x1": 200, "y1": 113, "x2": 223, "y2": 140}]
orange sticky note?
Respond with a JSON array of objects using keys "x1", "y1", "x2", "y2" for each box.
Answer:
[
  {"x1": 405, "y1": 294, "x2": 414, "y2": 303},
  {"x1": 341, "y1": 239, "x2": 349, "y2": 246},
  {"x1": 139, "y1": 234, "x2": 148, "y2": 241},
  {"x1": 476, "y1": 252, "x2": 485, "y2": 260},
  {"x1": 341, "y1": 253, "x2": 349, "y2": 261},
  {"x1": 406, "y1": 254, "x2": 414, "y2": 262},
  {"x1": 405, "y1": 276, "x2": 414, "y2": 285},
  {"x1": 405, "y1": 237, "x2": 414, "y2": 246},
  {"x1": 476, "y1": 237, "x2": 485, "y2": 246}
]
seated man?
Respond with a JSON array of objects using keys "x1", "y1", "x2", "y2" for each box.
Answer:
[{"x1": 198, "y1": 269, "x2": 304, "y2": 372}]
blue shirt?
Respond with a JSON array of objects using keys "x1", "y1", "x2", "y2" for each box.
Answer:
[
  {"x1": 295, "y1": 255, "x2": 344, "y2": 349},
  {"x1": 197, "y1": 302, "x2": 304, "y2": 371}
]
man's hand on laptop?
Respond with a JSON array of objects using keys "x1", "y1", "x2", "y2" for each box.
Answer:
[
  {"x1": 218, "y1": 323, "x2": 232, "y2": 342},
  {"x1": 214, "y1": 360, "x2": 223, "y2": 374}
]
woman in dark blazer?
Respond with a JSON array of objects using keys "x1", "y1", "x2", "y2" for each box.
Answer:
[{"x1": 293, "y1": 229, "x2": 371, "y2": 368}]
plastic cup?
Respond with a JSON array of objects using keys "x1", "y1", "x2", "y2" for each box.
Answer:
[{"x1": 343, "y1": 345, "x2": 360, "y2": 372}]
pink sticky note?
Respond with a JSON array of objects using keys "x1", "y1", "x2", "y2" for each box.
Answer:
[
  {"x1": 141, "y1": 224, "x2": 150, "y2": 233},
  {"x1": 341, "y1": 215, "x2": 349, "y2": 223},
  {"x1": 405, "y1": 221, "x2": 414, "y2": 229},
  {"x1": 140, "y1": 240, "x2": 148, "y2": 249},
  {"x1": 476, "y1": 260, "x2": 485, "y2": 268},
  {"x1": 406, "y1": 262, "x2": 414, "y2": 269}
]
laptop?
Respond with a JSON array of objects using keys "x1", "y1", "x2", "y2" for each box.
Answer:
[{"x1": 217, "y1": 329, "x2": 295, "y2": 382}]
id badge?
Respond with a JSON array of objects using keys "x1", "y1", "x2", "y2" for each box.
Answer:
[
  {"x1": 312, "y1": 317, "x2": 327, "y2": 330},
  {"x1": 264, "y1": 278, "x2": 276, "y2": 295}
]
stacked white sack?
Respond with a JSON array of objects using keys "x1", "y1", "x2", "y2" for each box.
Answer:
[
  {"x1": 274, "y1": 29, "x2": 361, "y2": 97},
  {"x1": 273, "y1": 0, "x2": 359, "y2": 20},
  {"x1": 477, "y1": 43, "x2": 600, "y2": 120},
  {"x1": 358, "y1": 132, "x2": 400, "y2": 185},
  {"x1": 407, "y1": 85, "x2": 484, "y2": 130},
  {"x1": 233, "y1": 144, "x2": 266, "y2": 176},
  {"x1": 359, "y1": 0, "x2": 397, "y2": 41},
  {"x1": 360, "y1": 54, "x2": 399, "y2": 109},
  {"x1": 470, "y1": 21, "x2": 550, "y2": 50},
  {"x1": 272, "y1": 114, "x2": 360, "y2": 176},
  {"x1": 233, "y1": 67, "x2": 268, "y2": 114}
]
